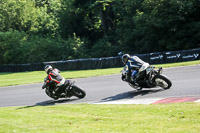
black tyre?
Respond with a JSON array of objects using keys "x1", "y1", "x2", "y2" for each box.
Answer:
[
  {"x1": 153, "y1": 74, "x2": 172, "y2": 89},
  {"x1": 45, "y1": 89, "x2": 58, "y2": 100},
  {"x1": 128, "y1": 83, "x2": 142, "y2": 90},
  {"x1": 71, "y1": 85, "x2": 86, "y2": 99}
]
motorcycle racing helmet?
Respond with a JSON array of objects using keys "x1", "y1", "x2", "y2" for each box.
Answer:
[
  {"x1": 122, "y1": 54, "x2": 130, "y2": 64},
  {"x1": 44, "y1": 65, "x2": 53, "y2": 74}
]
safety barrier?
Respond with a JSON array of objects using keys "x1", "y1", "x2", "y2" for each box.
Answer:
[{"x1": 0, "y1": 48, "x2": 199, "y2": 72}]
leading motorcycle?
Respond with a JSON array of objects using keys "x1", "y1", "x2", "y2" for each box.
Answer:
[
  {"x1": 121, "y1": 63, "x2": 172, "y2": 90},
  {"x1": 42, "y1": 78, "x2": 86, "y2": 100}
]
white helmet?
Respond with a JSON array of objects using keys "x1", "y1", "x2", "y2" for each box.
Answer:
[
  {"x1": 44, "y1": 65, "x2": 53, "y2": 74},
  {"x1": 122, "y1": 54, "x2": 130, "y2": 64}
]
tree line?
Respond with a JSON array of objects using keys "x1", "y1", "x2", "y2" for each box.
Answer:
[{"x1": 0, "y1": 0, "x2": 199, "y2": 64}]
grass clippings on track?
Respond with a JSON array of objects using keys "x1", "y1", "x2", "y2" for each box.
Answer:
[{"x1": 0, "y1": 103, "x2": 199, "y2": 133}]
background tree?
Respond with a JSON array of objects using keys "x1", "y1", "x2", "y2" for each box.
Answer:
[{"x1": 0, "y1": 0, "x2": 200, "y2": 64}]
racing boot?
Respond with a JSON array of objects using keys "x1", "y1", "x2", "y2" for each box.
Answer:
[{"x1": 131, "y1": 76, "x2": 139, "y2": 86}]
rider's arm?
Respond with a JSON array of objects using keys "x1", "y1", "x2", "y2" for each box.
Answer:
[
  {"x1": 54, "y1": 68, "x2": 60, "y2": 73},
  {"x1": 132, "y1": 56, "x2": 146, "y2": 64}
]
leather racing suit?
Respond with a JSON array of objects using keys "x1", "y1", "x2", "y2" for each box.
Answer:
[
  {"x1": 47, "y1": 68, "x2": 65, "y2": 87},
  {"x1": 124, "y1": 56, "x2": 149, "y2": 82},
  {"x1": 45, "y1": 68, "x2": 67, "y2": 96}
]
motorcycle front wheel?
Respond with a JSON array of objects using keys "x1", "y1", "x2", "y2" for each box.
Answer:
[
  {"x1": 71, "y1": 85, "x2": 86, "y2": 99},
  {"x1": 45, "y1": 89, "x2": 59, "y2": 100},
  {"x1": 128, "y1": 83, "x2": 142, "y2": 90},
  {"x1": 153, "y1": 74, "x2": 172, "y2": 89}
]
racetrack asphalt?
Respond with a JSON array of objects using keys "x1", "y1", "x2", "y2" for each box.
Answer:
[{"x1": 0, "y1": 65, "x2": 200, "y2": 107}]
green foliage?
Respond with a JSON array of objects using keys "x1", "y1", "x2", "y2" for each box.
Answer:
[
  {"x1": 132, "y1": 0, "x2": 200, "y2": 52},
  {"x1": 0, "y1": 30, "x2": 28, "y2": 64},
  {"x1": 0, "y1": 0, "x2": 60, "y2": 35},
  {"x1": 112, "y1": 0, "x2": 144, "y2": 53},
  {"x1": 90, "y1": 36, "x2": 120, "y2": 57},
  {"x1": 0, "y1": 30, "x2": 84, "y2": 64},
  {"x1": 0, "y1": 0, "x2": 200, "y2": 64}
]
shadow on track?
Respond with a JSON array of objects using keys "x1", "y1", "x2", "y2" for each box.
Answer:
[
  {"x1": 16, "y1": 98, "x2": 79, "y2": 110},
  {"x1": 100, "y1": 88, "x2": 164, "y2": 103}
]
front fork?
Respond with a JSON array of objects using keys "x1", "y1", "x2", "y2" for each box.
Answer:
[
  {"x1": 65, "y1": 81, "x2": 75, "y2": 97},
  {"x1": 148, "y1": 67, "x2": 163, "y2": 85},
  {"x1": 158, "y1": 67, "x2": 163, "y2": 74}
]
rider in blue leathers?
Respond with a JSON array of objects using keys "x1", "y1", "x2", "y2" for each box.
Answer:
[{"x1": 122, "y1": 54, "x2": 148, "y2": 83}]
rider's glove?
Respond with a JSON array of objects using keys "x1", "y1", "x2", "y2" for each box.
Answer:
[{"x1": 42, "y1": 83, "x2": 46, "y2": 89}]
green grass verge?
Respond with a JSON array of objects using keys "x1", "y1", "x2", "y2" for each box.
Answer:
[
  {"x1": 0, "y1": 103, "x2": 199, "y2": 133},
  {"x1": 0, "y1": 60, "x2": 200, "y2": 87}
]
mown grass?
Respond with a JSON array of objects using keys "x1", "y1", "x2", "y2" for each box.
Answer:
[
  {"x1": 0, "y1": 60, "x2": 200, "y2": 87},
  {"x1": 0, "y1": 103, "x2": 199, "y2": 133}
]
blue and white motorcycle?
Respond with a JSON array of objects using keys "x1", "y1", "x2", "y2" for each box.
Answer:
[{"x1": 121, "y1": 63, "x2": 172, "y2": 90}]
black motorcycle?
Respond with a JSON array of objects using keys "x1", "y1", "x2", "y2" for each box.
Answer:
[
  {"x1": 121, "y1": 65, "x2": 172, "y2": 90},
  {"x1": 42, "y1": 78, "x2": 86, "y2": 100}
]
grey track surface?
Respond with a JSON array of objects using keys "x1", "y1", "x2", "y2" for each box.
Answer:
[{"x1": 0, "y1": 65, "x2": 200, "y2": 107}]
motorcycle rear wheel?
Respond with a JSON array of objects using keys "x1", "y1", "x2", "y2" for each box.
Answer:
[
  {"x1": 71, "y1": 85, "x2": 86, "y2": 99},
  {"x1": 154, "y1": 74, "x2": 172, "y2": 89}
]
